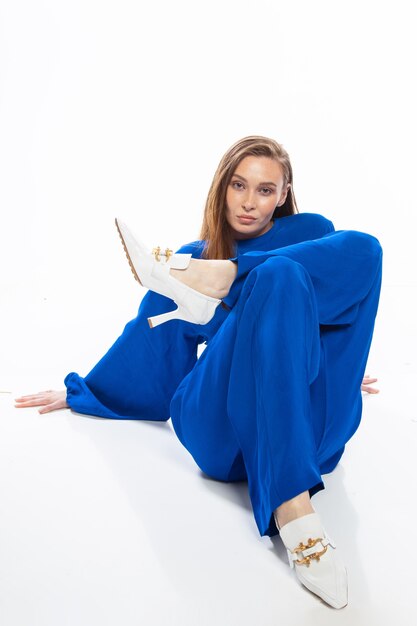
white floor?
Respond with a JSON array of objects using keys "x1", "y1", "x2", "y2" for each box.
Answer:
[{"x1": 1, "y1": 283, "x2": 416, "y2": 626}]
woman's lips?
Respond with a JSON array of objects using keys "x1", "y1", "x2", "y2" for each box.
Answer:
[{"x1": 237, "y1": 215, "x2": 256, "y2": 223}]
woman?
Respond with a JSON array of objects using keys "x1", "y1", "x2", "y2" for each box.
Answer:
[{"x1": 15, "y1": 136, "x2": 383, "y2": 609}]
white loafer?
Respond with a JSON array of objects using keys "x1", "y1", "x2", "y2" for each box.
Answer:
[
  {"x1": 278, "y1": 513, "x2": 348, "y2": 609},
  {"x1": 115, "y1": 218, "x2": 222, "y2": 328}
]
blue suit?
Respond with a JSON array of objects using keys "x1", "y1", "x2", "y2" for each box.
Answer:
[{"x1": 65, "y1": 213, "x2": 383, "y2": 537}]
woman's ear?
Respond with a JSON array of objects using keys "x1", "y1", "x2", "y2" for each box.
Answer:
[{"x1": 278, "y1": 183, "x2": 291, "y2": 206}]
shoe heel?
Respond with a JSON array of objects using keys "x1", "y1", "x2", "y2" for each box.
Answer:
[{"x1": 148, "y1": 307, "x2": 193, "y2": 328}]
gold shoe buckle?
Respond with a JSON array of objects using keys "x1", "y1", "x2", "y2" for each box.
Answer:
[
  {"x1": 292, "y1": 537, "x2": 328, "y2": 567},
  {"x1": 152, "y1": 247, "x2": 173, "y2": 262}
]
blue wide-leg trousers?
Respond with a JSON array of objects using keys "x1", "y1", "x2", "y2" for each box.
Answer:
[{"x1": 170, "y1": 230, "x2": 383, "y2": 537}]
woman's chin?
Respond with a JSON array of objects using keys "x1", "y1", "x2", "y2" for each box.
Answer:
[{"x1": 231, "y1": 220, "x2": 271, "y2": 240}]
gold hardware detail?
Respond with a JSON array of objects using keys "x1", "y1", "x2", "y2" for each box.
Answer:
[
  {"x1": 152, "y1": 246, "x2": 173, "y2": 261},
  {"x1": 292, "y1": 537, "x2": 328, "y2": 567},
  {"x1": 152, "y1": 247, "x2": 173, "y2": 262}
]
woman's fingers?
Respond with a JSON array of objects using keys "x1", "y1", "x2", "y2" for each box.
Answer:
[
  {"x1": 14, "y1": 390, "x2": 68, "y2": 411},
  {"x1": 15, "y1": 391, "x2": 52, "y2": 402},
  {"x1": 363, "y1": 374, "x2": 377, "y2": 381},
  {"x1": 361, "y1": 385, "x2": 380, "y2": 394},
  {"x1": 15, "y1": 394, "x2": 39, "y2": 402},
  {"x1": 361, "y1": 374, "x2": 380, "y2": 393},
  {"x1": 361, "y1": 374, "x2": 379, "y2": 393},
  {"x1": 38, "y1": 400, "x2": 66, "y2": 414},
  {"x1": 15, "y1": 397, "x2": 48, "y2": 407},
  {"x1": 15, "y1": 394, "x2": 52, "y2": 407}
]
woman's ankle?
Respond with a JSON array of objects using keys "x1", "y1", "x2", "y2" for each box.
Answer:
[
  {"x1": 274, "y1": 491, "x2": 315, "y2": 530},
  {"x1": 170, "y1": 259, "x2": 237, "y2": 300}
]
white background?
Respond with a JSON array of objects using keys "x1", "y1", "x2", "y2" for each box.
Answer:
[
  {"x1": 1, "y1": 1, "x2": 416, "y2": 624},
  {"x1": 1, "y1": 0, "x2": 416, "y2": 382}
]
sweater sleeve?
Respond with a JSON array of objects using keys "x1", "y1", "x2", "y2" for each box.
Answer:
[{"x1": 65, "y1": 243, "x2": 204, "y2": 420}]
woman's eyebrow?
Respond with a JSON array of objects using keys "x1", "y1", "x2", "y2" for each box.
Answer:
[{"x1": 232, "y1": 174, "x2": 277, "y2": 187}]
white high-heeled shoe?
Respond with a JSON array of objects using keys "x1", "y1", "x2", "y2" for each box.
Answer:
[
  {"x1": 278, "y1": 512, "x2": 348, "y2": 609},
  {"x1": 115, "y1": 218, "x2": 222, "y2": 328}
]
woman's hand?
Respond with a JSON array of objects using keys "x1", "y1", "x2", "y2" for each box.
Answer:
[
  {"x1": 361, "y1": 374, "x2": 379, "y2": 394},
  {"x1": 14, "y1": 390, "x2": 69, "y2": 414}
]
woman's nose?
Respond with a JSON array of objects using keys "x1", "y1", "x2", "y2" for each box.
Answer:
[{"x1": 242, "y1": 191, "x2": 256, "y2": 210}]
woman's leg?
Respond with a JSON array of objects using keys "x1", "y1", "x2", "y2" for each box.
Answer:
[
  {"x1": 170, "y1": 230, "x2": 383, "y2": 538},
  {"x1": 223, "y1": 229, "x2": 383, "y2": 322},
  {"x1": 171, "y1": 255, "x2": 327, "y2": 538},
  {"x1": 171, "y1": 229, "x2": 381, "y2": 326}
]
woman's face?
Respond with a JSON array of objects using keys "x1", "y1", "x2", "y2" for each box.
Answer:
[{"x1": 225, "y1": 155, "x2": 290, "y2": 240}]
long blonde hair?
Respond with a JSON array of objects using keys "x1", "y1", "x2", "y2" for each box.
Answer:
[{"x1": 199, "y1": 135, "x2": 299, "y2": 259}]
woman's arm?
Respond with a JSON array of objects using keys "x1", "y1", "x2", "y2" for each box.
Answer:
[
  {"x1": 15, "y1": 293, "x2": 202, "y2": 420},
  {"x1": 15, "y1": 243, "x2": 205, "y2": 419}
]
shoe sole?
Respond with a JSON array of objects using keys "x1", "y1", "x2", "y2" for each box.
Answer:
[{"x1": 115, "y1": 218, "x2": 143, "y2": 287}]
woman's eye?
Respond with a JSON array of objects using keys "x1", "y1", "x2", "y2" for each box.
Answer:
[{"x1": 232, "y1": 182, "x2": 272, "y2": 194}]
